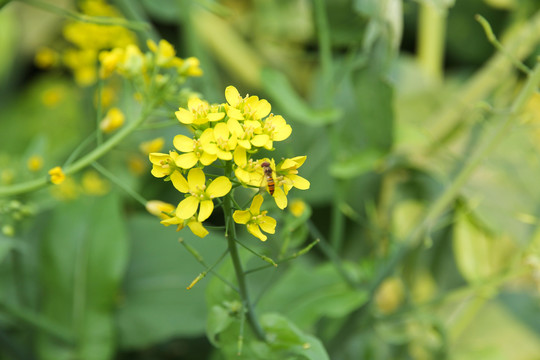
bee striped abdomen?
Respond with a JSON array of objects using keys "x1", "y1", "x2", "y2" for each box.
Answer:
[{"x1": 261, "y1": 161, "x2": 275, "y2": 195}]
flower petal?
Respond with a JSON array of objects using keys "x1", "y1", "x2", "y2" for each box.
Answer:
[
  {"x1": 225, "y1": 86, "x2": 241, "y2": 107},
  {"x1": 187, "y1": 219, "x2": 209, "y2": 238},
  {"x1": 233, "y1": 147, "x2": 247, "y2": 167},
  {"x1": 206, "y1": 176, "x2": 232, "y2": 198},
  {"x1": 175, "y1": 152, "x2": 198, "y2": 169},
  {"x1": 249, "y1": 194, "x2": 264, "y2": 214},
  {"x1": 251, "y1": 134, "x2": 269, "y2": 148},
  {"x1": 273, "y1": 187, "x2": 288, "y2": 209},
  {"x1": 247, "y1": 223, "x2": 267, "y2": 241},
  {"x1": 188, "y1": 168, "x2": 205, "y2": 189},
  {"x1": 259, "y1": 216, "x2": 276, "y2": 234},
  {"x1": 214, "y1": 122, "x2": 229, "y2": 140},
  {"x1": 289, "y1": 174, "x2": 310, "y2": 190},
  {"x1": 176, "y1": 196, "x2": 199, "y2": 219},
  {"x1": 199, "y1": 152, "x2": 218, "y2": 165},
  {"x1": 198, "y1": 200, "x2": 214, "y2": 222},
  {"x1": 173, "y1": 134, "x2": 194, "y2": 152},
  {"x1": 170, "y1": 171, "x2": 189, "y2": 193},
  {"x1": 254, "y1": 99, "x2": 271, "y2": 119},
  {"x1": 175, "y1": 108, "x2": 194, "y2": 124},
  {"x1": 233, "y1": 210, "x2": 251, "y2": 224}
]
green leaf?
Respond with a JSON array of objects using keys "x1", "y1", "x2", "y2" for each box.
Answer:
[
  {"x1": 261, "y1": 68, "x2": 341, "y2": 126},
  {"x1": 329, "y1": 148, "x2": 384, "y2": 179},
  {"x1": 37, "y1": 193, "x2": 128, "y2": 360},
  {"x1": 257, "y1": 262, "x2": 368, "y2": 329},
  {"x1": 116, "y1": 214, "x2": 227, "y2": 349}
]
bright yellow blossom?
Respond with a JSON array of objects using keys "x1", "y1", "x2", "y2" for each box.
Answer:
[
  {"x1": 175, "y1": 168, "x2": 232, "y2": 222},
  {"x1": 227, "y1": 119, "x2": 267, "y2": 150},
  {"x1": 48, "y1": 166, "x2": 66, "y2": 185},
  {"x1": 224, "y1": 86, "x2": 271, "y2": 121},
  {"x1": 257, "y1": 114, "x2": 292, "y2": 150},
  {"x1": 200, "y1": 123, "x2": 237, "y2": 161},
  {"x1": 177, "y1": 57, "x2": 203, "y2": 77},
  {"x1": 175, "y1": 97, "x2": 225, "y2": 126},
  {"x1": 140, "y1": 137, "x2": 165, "y2": 154},
  {"x1": 100, "y1": 107, "x2": 125, "y2": 133},
  {"x1": 99, "y1": 47, "x2": 124, "y2": 78},
  {"x1": 160, "y1": 213, "x2": 209, "y2": 238},
  {"x1": 270, "y1": 156, "x2": 310, "y2": 209},
  {"x1": 149, "y1": 151, "x2": 180, "y2": 177},
  {"x1": 233, "y1": 195, "x2": 276, "y2": 241},
  {"x1": 173, "y1": 133, "x2": 218, "y2": 169},
  {"x1": 146, "y1": 200, "x2": 176, "y2": 220},
  {"x1": 233, "y1": 148, "x2": 264, "y2": 187},
  {"x1": 147, "y1": 39, "x2": 177, "y2": 67}
]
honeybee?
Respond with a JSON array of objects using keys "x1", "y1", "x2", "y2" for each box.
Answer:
[{"x1": 261, "y1": 161, "x2": 275, "y2": 195}]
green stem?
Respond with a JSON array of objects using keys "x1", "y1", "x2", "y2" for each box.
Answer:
[
  {"x1": 17, "y1": 0, "x2": 149, "y2": 31},
  {"x1": 425, "y1": 9, "x2": 540, "y2": 154},
  {"x1": 223, "y1": 165, "x2": 266, "y2": 341},
  {"x1": 0, "y1": 104, "x2": 154, "y2": 197},
  {"x1": 92, "y1": 162, "x2": 147, "y2": 206},
  {"x1": 0, "y1": 300, "x2": 73, "y2": 343},
  {"x1": 313, "y1": 0, "x2": 333, "y2": 97},
  {"x1": 417, "y1": 1, "x2": 446, "y2": 81}
]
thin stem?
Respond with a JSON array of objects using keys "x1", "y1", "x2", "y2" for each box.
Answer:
[
  {"x1": 223, "y1": 165, "x2": 266, "y2": 341},
  {"x1": 417, "y1": 1, "x2": 447, "y2": 81},
  {"x1": 313, "y1": 0, "x2": 333, "y2": 98},
  {"x1": 0, "y1": 103, "x2": 154, "y2": 197},
  {"x1": 91, "y1": 162, "x2": 147, "y2": 206},
  {"x1": 475, "y1": 14, "x2": 530, "y2": 75},
  {"x1": 17, "y1": 0, "x2": 149, "y2": 31}
]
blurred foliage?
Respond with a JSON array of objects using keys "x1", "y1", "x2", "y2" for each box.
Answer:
[{"x1": 1, "y1": 0, "x2": 540, "y2": 359}]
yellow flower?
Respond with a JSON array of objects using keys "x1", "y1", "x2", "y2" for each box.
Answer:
[
  {"x1": 177, "y1": 57, "x2": 203, "y2": 77},
  {"x1": 175, "y1": 168, "x2": 232, "y2": 222},
  {"x1": 34, "y1": 47, "x2": 59, "y2": 69},
  {"x1": 289, "y1": 199, "x2": 307, "y2": 218},
  {"x1": 98, "y1": 47, "x2": 124, "y2": 78},
  {"x1": 224, "y1": 86, "x2": 271, "y2": 121},
  {"x1": 147, "y1": 39, "x2": 176, "y2": 67},
  {"x1": 81, "y1": 170, "x2": 110, "y2": 195},
  {"x1": 257, "y1": 114, "x2": 292, "y2": 150},
  {"x1": 48, "y1": 166, "x2": 66, "y2": 185},
  {"x1": 119, "y1": 44, "x2": 146, "y2": 77},
  {"x1": 200, "y1": 123, "x2": 237, "y2": 161},
  {"x1": 227, "y1": 119, "x2": 267, "y2": 150},
  {"x1": 265, "y1": 156, "x2": 310, "y2": 210},
  {"x1": 100, "y1": 107, "x2": 125, "y2": 133},
  {"x1": 173, "y1": 133, "x2": 218, "y2": 169},
  {"x1": 175, "y1": 97, "x2": 225, "y2": 126},
  {"x1": 148, "y1": 151, "x2": 189, "y2": 192},
  {"x1": 233, "y1": 147, "x2": 264, "y2": 187},
  {"x1": 233, "y1": 194, "x2": 276, "y2": 241},
  {"x1": 27, "y1": 155, "x2": 43, "y2": 172},
  {"x1": 63, "y1": 49, "x2": 98, "y2": 86},
  {"x1": 160, "y1": 213, "x2": 209, "y2": 238},
  {"x1": 146, "y1": 200, "x2": 176, "y2": 220},
  {"x1": 140, "y1": 137, "x2": 165, "y2": 154}
]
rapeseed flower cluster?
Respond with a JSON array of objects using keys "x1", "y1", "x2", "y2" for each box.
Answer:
[{"x1": 149, "y1": 86, "x2": 309, "y2": 241}]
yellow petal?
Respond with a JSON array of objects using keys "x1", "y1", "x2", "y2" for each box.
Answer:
[
  {"x1": 227, "y1": 118, "x2": 243, "y2": 137},
  {"x1": 251, "y1": 134, "x2": 269, "y2": 148},
  {"x1": 175, "y1": 108, "x2": 194, "y2": 124},
  {"x1": 187, "y1": 219, "x2": 209, "y2": 238},
  {"x1": 254, "y1": 99, "x2": 271, "y2": 119},
  {"x1": 233, "y1": 147, "x2": 247, "y2": 167},
  {"x1": 207, "y1": 112, "x2": 225, "y2": 122},
  {"x1": 188, "y1": 168, "x2": 205, "y2": 189},
  {"x1": 225, "y1": 86, "x2": 241, "y2": 107},
  {"x1": 250, "y1": 194, "x2": 264, "y2": 214},
  {"x1": 173, "y1": 134, "x2": 194, "y2": 152},
  {"x1": 289, "y1": 174, "x2": 310, "y2": 190},
  {"x1": 176, "y1": 152, "x2": 198, "y2": 169},
  {"x1": 170, "y1": 171, "x2": 189, "y2": 193},
  {"x1": 259, "y1": 216, "x2": 276, "y2": 234},
  {"x1": 214, "y1": 122, "x2": 229, "y2": 140},
  {"x1": 176, "y1": 196, "x2": 199, "y2": 219},
  {"x1": 199, "y1": 152, "x2": 218, "y2": 166},
  {"x1": 273, "y1": 187, "x2": 288, "y2": 209},
  {"x1": 198, "y1": 200, "x2": 214, "y2": 222},
  {"x1": 233, "y1": 210, "x2": 251, "y2": 224},
  {"x1": 273, "y1": 124, "x2": 292, "y2": 141},
  {"x1": 247, "y1": 223, "x2": 267, "y2": 241},
  {"x1": 206, "y1": 176, "x2": 232, "y2": 198},
  {"x1": 216, "y1": 149, "x2": 232, "y2": 161}
]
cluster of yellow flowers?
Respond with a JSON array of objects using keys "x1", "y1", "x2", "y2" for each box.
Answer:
[
  {"x1": 149, "y1": 86, "x2": 309, "y2": 241},
  {"x1": 61, "y1": 0, "x2": 137, "y2": 86}
]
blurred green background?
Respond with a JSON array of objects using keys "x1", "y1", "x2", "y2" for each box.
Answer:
[{"x1": 1, "y1": 0, "x2": 540, "y2": 359}]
